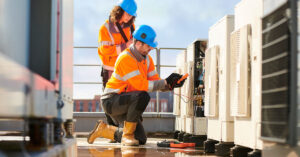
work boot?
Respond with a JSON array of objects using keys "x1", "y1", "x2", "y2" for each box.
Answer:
[
  {"x1": 89, "y1": 148, "x2": 115, "y2": 157},
  {"x1": 121, "y1": 121, "x2": 139, "y2": 146},
  {"x1": 121, "y1": 147, "x2": 140, "y2": 157},
  {"x1": 87, "y1": 120, "x2": 117, "y2": 144}
]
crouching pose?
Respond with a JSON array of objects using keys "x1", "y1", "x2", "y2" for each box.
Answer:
[{"x1": 88, "y1": 25, "x2": 186, "y2": 146}]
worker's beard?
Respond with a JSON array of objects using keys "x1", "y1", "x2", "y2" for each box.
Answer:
[{"x1": 142, "y1": 50, "x2": 149, "y2": 56}]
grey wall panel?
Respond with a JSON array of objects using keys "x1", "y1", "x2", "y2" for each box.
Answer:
[{"x1": 0, "y1": 0, "x2": 30, "y2": 66}]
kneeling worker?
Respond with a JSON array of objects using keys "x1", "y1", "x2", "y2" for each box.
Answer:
[{"x1": 87, "y1": 25, "x2": 186, "y2": 146}]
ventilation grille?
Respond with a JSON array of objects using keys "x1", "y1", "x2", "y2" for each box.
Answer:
[
  {"x1": 261, "y1": 2, "x2": 289, "y2": 142},
  {"x1": 204, "y1": 46, "x2": 219, "y2": 117},
  {"x1": 230, "y1": 24, "x2": 252, "y2": 117}
]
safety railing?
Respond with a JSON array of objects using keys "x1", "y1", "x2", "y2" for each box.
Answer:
[{"x1": 73, "y1": 46, "x2": 186, "y2": 114}]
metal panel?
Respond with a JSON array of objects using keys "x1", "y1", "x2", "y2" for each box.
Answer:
[
  {"x1": 0, "y1": 0, "x2": 30, "y2": 66},
  {"x1": 261, "y1": 1, "x2": 289, "y2": 142},
  {"x1": 194, "y1": 117, "x2": 207, "y2": 135},
  {"x1": 184, "y1": 61, "x2": 195, "y2": 116},
  {"x1": 28, "y1": 0, "x2": 52, "y2": 79},
  {"x1": 173, "y1": 69, "x2": 181, "y2": 116},
  {"x1": 173, "y1": 51, "x2": 186, "y2": 116},
  {"x1": 0, "y1": 53, "x2": 57, "y2": 118},
  {"x1": 204, "y1": 46, "x2": 219, "y2": 117},
  {"x1": 60, "y1": 0, "x2": 74, "y2": 120},
  {"x1": 230, "y1": 24, "x2": 251, "y2": 118},
  {"x1": 263, "y1": 0, "x2": 288, "y2": 16},
  {"x1": 261, "y1": 0, "x2": 299, "y2": 146}
]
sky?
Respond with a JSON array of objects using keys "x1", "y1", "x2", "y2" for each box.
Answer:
[{"x1": 73, "y1": 0, "x2": 241, "y2": 99}]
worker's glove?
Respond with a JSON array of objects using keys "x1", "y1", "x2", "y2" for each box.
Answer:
[
  {"x1": 165, "y1": 73, "x2": 182, "y2": 90},
  {"x1": 174, "y1": 77, "x2": 186, "y2": 88}
]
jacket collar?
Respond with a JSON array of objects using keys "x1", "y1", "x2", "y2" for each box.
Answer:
[
  {"x1": 129, "y1": 44, "x2": 146, "y2": 62},
  {"x1": 108, "y1": 17, "x2": 131, "y2": 34}
]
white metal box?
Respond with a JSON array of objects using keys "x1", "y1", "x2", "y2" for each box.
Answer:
[
  {"x1": 231, "y1": 0, "x2": 263, "y2": 149},
  {"x1": 205, "y1": 15, "x2": 235, "y2": 142}
]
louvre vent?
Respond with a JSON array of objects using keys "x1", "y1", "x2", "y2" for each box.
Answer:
[
  {"x1": 230, "y1": 24, "x2": 252, "y2": 117},
  {"x1": 261, "y1": 2, "x2": 290, "y2": 142},
  {"x1": 204, "y1": 46, "x2": 219, "y2": 117}
]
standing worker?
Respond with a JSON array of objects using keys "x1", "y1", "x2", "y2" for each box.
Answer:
[
  {"x1": 98, "y1": 0, "x2": 137, "y2": 131},
  {"x1": 88, "y1": 25, "x2": 186, "y2": 146},
  {"x1": 99, "y1": 0, "x2": 137, "y2": 88}
]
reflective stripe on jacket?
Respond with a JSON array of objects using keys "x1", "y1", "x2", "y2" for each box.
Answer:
[
  {"x1": 102, "y1": 47, "x2": 165, "y2": 99},
  {"x1": 98, "y1": 19, "x2": 135, "y2": 71}
]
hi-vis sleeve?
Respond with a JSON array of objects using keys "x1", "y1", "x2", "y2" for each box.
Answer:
[{"x1": 98, "y1": 24, "x2": 118, "y2": 56}]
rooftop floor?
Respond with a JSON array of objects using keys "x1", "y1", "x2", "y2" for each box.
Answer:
[{"x1": 77, "y1": 137, "x2": 219, "y2": 157}]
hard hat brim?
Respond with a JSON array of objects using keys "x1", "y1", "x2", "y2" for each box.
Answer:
[{"x1": 148, "y1": 41, "x2": 158, "y2": 48}]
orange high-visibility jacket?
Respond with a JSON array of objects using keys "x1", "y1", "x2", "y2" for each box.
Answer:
[
  {"x1": 98, "y1": 19, "x2": 135, "y2": 71},
  {"x1": 102, "y1": 46, "x2": 167, "y2": 99}
]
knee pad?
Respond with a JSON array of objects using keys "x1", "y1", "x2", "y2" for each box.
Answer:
[{"x1": 135, "y1": 92, "x2": 150, "y2": 112}]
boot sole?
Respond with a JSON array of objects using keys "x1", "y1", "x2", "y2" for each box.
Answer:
[{"x1": 87, "y1": 120, "x2": 102, "y2": 144}]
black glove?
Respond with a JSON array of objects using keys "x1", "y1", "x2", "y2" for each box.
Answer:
[
  {"x1": 165, "y1": 73, "x2": 182, "y2": 90},
  {"x1": 174, "y1": 77, "x2": 186, "y2": 88}
]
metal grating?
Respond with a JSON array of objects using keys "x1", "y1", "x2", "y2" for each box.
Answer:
[{"x1": 261, "y1": 2, "x2": 290, "y2": 142}]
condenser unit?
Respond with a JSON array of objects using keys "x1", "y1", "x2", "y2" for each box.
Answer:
[
  {"x1": 261, "y1": 0, "x2": 300, "y2": 156},
  {"x1": 230, "y1": 0, "x2": 263, "y2": 151},
  {"x1": 186, "y1": 40, "x2": 207, "y2": 135},
  {"x1": 205, "y1": 15, "x2": 235, "y2": 148},
  {"x1": 177, "y1": 40, "x2": 207, "y2": 135}
]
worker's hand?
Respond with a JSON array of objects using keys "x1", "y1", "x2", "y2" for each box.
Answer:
[
  {"x1": 165, "y1": 73, "x2": 182, "y2": 90},
  {"x1": 174, "y1": 78, "x2": 186, "y2": 88},
  {"x1": 126, "y1": 39, "x2": 133, "y2": 47}
]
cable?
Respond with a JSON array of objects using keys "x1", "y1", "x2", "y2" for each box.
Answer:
[{"x1": 172, "y1": 91, "x2": 202, "y2": 103}]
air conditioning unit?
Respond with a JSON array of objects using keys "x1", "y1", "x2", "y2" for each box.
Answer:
[
  {"x1": 186, "y1": 40, "x2": 207, "y2": 135},
  {"x1": 261, "y1": 0, "x2": 300, "y2": 156},
  {"x1": 230, "y1": 0, "x2": 263, "y2": 151},
  {"x1": 205, "y1": 15, "x2": 234, "y2": 144},
  {"x1": 176, "y1": 40, "x2": 207, "y2": 135}
]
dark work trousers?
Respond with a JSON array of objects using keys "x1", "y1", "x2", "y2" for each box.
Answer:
[
  {"x1": 101, "y1": 68, "x2": 116, "y2": 127},
  {"x1": 101, "y1": 91, "x2": 150, "y2": 145}
]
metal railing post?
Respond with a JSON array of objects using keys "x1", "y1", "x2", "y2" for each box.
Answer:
[{"x1": 156, "y1": 48, "x2": 161, "y2": 114}]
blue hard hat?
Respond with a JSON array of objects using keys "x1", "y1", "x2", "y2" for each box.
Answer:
[
  {"x1": 118, "y1": 0, "x2": 137, "y2": 17},
  {"x1": 133, "y1": 25, "x2": 158, "y2": 48}
]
